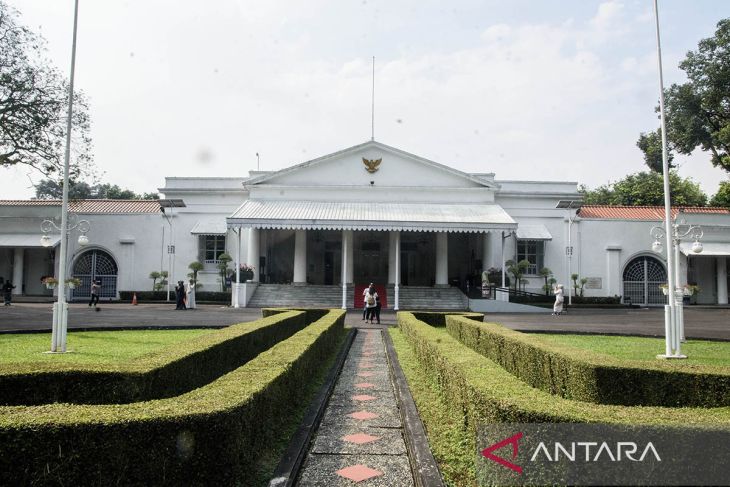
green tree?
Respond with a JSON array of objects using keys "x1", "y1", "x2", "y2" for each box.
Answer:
[
  {"x1": 710, "y1": 181, "x2": 730, "y2": 207},
  {"x1": 638, "y1": 19, "x2": 730, "y2": 173},
  {"x1": 149, "y1": 271, "x2": 161, "y2": 291},
  {"x1": 580, "y1": 171, "x2": 707, "y2": 206},
  {"x1": 0, "y1": 2, "x2": 93, "y2": 177},
  {"x1": 34, "y1": 178, "x2": 157, "y2": 200},
  {"x1": 539, "y1": 267, "x2": 553, "y2": 296},
  {"x1": 506, "y1": 259, "x2": 530, "y2": 292},
  {"x1": 216, "y1": 253, "x2": 233, "y2": 292},
  {"x1": 636, "y1": 129, "x2": 674, "y2": 172},
  {"x1": 188, "y1": 261, "x2": 204, "y2": 288}
]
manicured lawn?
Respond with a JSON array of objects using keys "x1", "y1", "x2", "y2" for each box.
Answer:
[
  {"x1": 390, "y1": 327, "x2": 477, "y2": 487},
  {"x1": 532, "y1": 333, "x2": 730, "y2": 367},
  {"x1": 0, "y1": 329, "x2": 214, "y2": 365}
]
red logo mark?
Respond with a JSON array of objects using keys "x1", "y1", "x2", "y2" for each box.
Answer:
[{"x1": 481, "y1": 432, "x2": 523, "y2": 474}]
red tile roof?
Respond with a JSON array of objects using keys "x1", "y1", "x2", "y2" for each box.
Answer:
[
  {"x1": 0, "y1": 199, "x2": 161, "y2": 214},
  {"x1": 578, "y1": 205, "x2": 730, "y2": 220}
]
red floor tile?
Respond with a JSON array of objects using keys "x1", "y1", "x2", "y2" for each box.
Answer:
[
  {"x1": 336, "y1": 464, "x2": 383, "y2": 482},
  {"x1": 352, "y1": 394, "x2": 377, "y2": 401},
  {"x1": 349, "y1": 410, "x2": 379, "y2": 420},
  {"x1": 343, "y1": 433, "x2": 380, "y2": 444}
]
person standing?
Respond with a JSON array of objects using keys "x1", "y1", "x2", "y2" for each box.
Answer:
[
  {"x1": 552, "y1": 284, "x2": 564, "y2": 316},
  {"x1": 186, "y1": 279, "x2": 197, "y2": 310},
  {"x1": 374, "y1": 287, "x2": 382, "y2": 324},
  {"x1": 175, "y1": 280, "x2": 187, "y2": 310},
  {"x1": 362, "y1": 283, "x2": 373, "y2": 320},
  {"x1": 89, "y1": 279, "x2": 100, "y2": 308},
  {"x1": 2, "y1": 281, "x2": 15, "y2": 306}
]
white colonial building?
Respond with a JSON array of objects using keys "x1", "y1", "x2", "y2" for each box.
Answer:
[{"x1": 1, "y1": 140, "x2": 728, "y2": 308}]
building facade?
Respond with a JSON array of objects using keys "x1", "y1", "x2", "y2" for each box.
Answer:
[{"x1": 1, "y1": 140, "x2": 728, "y2": 307}]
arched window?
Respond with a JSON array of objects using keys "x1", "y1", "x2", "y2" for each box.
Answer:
[
  {"x1": 71, "y1": 249, "x2": 118, "y2": 299},
  {"x1": 622, "y1": 255, "x2": 667, "y2": 306}
]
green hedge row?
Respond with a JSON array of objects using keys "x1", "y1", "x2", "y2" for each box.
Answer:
[
  {"x1": 0, "y1": 309, "x2": 347, "y2": 486},
  {"x1": 118, "y1": 291, "x2": 231, "y2": 302},
  {"x1": 445, "y1": 315, "x2": 730, "y2": 407},
  {"x1": 0, "y1": 310, "x2": 308, "y2": 406},
  {"x1": 411, "y1": 311, "x2": 484, "y2": 327},
  {"x1": 396, "y1": 312, "x2": 730, "y2": 429},
  {"x1": 262, "y1": 307, "x2": 331, "y2": 323}
]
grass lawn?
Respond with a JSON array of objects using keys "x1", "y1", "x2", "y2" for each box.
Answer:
[
  {"x1": 389, "y1": 327, "x2": 477, "y2": 487},
  {"x1": 532, "y1": 333, "x2": 730, "y2": 367},
  {"x1": 0, "y1": 329, "x2": 214, "y2": 365}
]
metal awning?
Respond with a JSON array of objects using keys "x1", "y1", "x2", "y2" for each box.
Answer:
[
  {"x1": 0, "y1": 234, "x2": 61, "y2": 248},
  {"x1": 515, "y1": 224, "x2": 552, "y2": 240},
  {"x1": 680, "y1": 242, "x2": 730, "y2": 256},
  {"x1": 227, "y1": 200, "x2": 516, "y2": 233},
  {"x1": 190, "y1": 220, "x2": 228, "y2": 235}
]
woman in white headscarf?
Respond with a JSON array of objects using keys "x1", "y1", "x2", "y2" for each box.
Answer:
[
  {"x1": 553, "y1": 284, "x2": 564, "y2": 315},
  {"x1": 186, "y1": 279, "x2": 197, "y2": 310}
]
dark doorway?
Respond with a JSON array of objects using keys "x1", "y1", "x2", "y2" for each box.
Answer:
[{"x1": 324, "y1": 252, "x2": 335, "y2": 285}]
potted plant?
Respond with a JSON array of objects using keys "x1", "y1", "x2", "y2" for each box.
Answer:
[
  {"x1": 42, "y1": 277, "x2": 59, "y2": 290},
  {"x1": 65, "y1": 277, "x2": 82, "y2": 289},
  {"x1": 239, "y1": 263, "x2": 255, "y2": 282}
]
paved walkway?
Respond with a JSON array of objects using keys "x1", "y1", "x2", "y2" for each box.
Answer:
[{"x1": 296, "y1": 328, "x2": 414, "y2": 486}]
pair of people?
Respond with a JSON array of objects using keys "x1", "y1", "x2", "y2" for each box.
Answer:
[
  {"x1": 174, "y1": 280, "x2": 197, "y2": 310},
  {"x1": 362, "y1": 283, "x2": 381, "y2": 324}
]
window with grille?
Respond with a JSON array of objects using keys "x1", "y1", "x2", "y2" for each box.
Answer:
[
  {"x1": 517, "y1": 240, "x2": 545, "y2": 275},
  {"x1": 203, "y1": 235, "x2": 226, "y2": 263}
]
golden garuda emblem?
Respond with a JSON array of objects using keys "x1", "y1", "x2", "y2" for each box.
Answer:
[{"x1": 362, "y1": 157, "x2": 382, "y2": 173}]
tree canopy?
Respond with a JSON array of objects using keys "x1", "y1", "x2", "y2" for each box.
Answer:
[
  {"x1": 34, "y1": 178, "x2": 158, "y2": 200},
  {"x1": 580, "y1": 171, "x2": 707, "y2": 207},
  {"x1": 0, "y1": 2, "x2": 93, "y2": 177},
  {"x1": 710, "y1": 181, "x2": 730, "y2": 207},
  {"x1": 638, "y1": 19, "x2": 730, "y2": 173}
]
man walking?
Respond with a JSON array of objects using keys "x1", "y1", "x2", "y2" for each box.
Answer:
[
  {"x1": 2, "y1": 281, "x2": 15, "y2": 306},
  {"x1": 89, "y1": 279, "x2": 100, "y2": 308}
]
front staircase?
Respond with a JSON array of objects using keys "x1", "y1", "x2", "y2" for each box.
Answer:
[{"x1": 247, "y1": 284, "x2": 467, "y2": 310}]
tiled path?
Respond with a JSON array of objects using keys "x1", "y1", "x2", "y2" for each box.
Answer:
[{"x1": 296, "y1": 328, "x2": 414, "y2": 486}]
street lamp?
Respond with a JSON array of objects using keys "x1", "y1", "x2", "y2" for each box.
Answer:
[
  {"x1": 650, "y1": 219, "x2": 703, "y2": 358},
  {"x1": 556, "y1": 200, "x2": 582, "y2": 307},
  {"x1": 160, "y1": 199, "x2": 186, "y2": 301},
  {"x1": 41, "y1": 213, "x2": 90, "y2": 353},
  {"x1": 42, "y1": 0, "x2": 81, "y2": 353}
]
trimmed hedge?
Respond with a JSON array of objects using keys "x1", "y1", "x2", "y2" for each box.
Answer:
[
  {"x1": 262, "y1": 307, "x2": 331, "y2": 323},
  {"x1": 396, "y1": 312, "x2": 730, "y2": 428},
  {"x1": 0, "y1": 309, "x2": 347, "y2": 486},
  {"x1": 0, "y1": 310, "x2": 308, "y2": 405},
  {"x1": 411, "y1": 311, "x2": 484, "y2": 327},
  {"x1": 445, "y1": 315, "x2": 730, "y2": 407},
  {"x1": 119, "y1": 291, "x2": 231, "y2": 302}
]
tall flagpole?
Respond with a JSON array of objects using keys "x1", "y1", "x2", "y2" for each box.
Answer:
[{"x1": 371, "y1": 56, "x2": 375, "y2": 141}]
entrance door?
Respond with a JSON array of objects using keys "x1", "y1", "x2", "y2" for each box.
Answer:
[
  {"x1": 71, "y1": 249, "x2": 118, "y2": 300},
  {"x1": 324, "y1": 252, "x2": 334, "y2": 285},
  {"x1": 622, "y1": 255, "x2": 667, "y2": 306}
]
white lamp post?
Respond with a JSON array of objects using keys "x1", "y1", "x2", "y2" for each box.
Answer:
[
  {"x1": 650, "y1": 220, "x2": 703, "y2": 358},
  {"x1": 556, "y1": 200, "x2": 582, "y2": 307},
  {"x1": 41, "y1": 214, "x2": 90, "y2": 353},
  {"x1": 160, "y1": 199, "x2": 186, "y2": 301},
  {"x1": 40, "y1": 0, "x2": 81, "y2": 353}
]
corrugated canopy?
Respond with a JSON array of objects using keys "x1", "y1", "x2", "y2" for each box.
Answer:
[
  {"x1": 515, "y1": 224, "x2": 552, "y2": 240},
  {"x1": 679, "y1": 242, "x2": 730, "y2": 256},
  {"x1": 190, "y1": 220, "x2": 228, "y2": 235},
  {"x1": 227, "y1": 200, "x2": 516, "y2": 233},
  {"x1": 0, "y1": 234, "x2": 61, "y2": 248}
]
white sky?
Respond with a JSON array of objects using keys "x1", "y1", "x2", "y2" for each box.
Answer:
[{"x1": 2, "y1": 0, "x2": 729, "y2": 199}]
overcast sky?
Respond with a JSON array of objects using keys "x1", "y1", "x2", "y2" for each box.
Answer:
[{"x1": 2, "y1": 0, "x2": 729, "y2": 199}]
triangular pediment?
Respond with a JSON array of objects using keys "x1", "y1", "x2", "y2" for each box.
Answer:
[{"x1": 246, "y1": 140, "x2": 496, "y2": 189}]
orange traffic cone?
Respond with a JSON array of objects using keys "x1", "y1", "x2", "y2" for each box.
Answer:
[{"x1": 132, "y1": 292, "x2": 138, "y2": 305}]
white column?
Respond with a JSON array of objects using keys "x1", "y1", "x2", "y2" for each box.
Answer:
[
  {"x1": 247, "y1": 228, "x2": 260, "y2": 282},
  {"x1": 341, "y1": 230, "x2": 348, "y2": 309},
  {"x1": 605, "y1": 247, "x2": 622, "y2": 297},
  {"x1": 344, "y1": 230, "x2": 354, "y2": 284},
  {"x1": 481, "y1": 232, "x2": 489, "y2": 272},
  {"x1": 388, "y1": 231, "x2": 398, "y2": 284},
  {"x1": 435, "y1": 232, "x2": 448, "y2": 286},
  {"x1": 394, "y1": 231, "x2": 401, "y2": 310},
  {"x1": 717, "y1": 257, "x2": 728, "y2": 305},
  {"x1": 233, "y1": 229, "x2": 241, "y2": 308},
  {"x1": 12, "y1": 248, "x2": 24, "y2": 295},
  {"x1": 293, "y1": 229, "x2": 307, "y2": 285}
]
